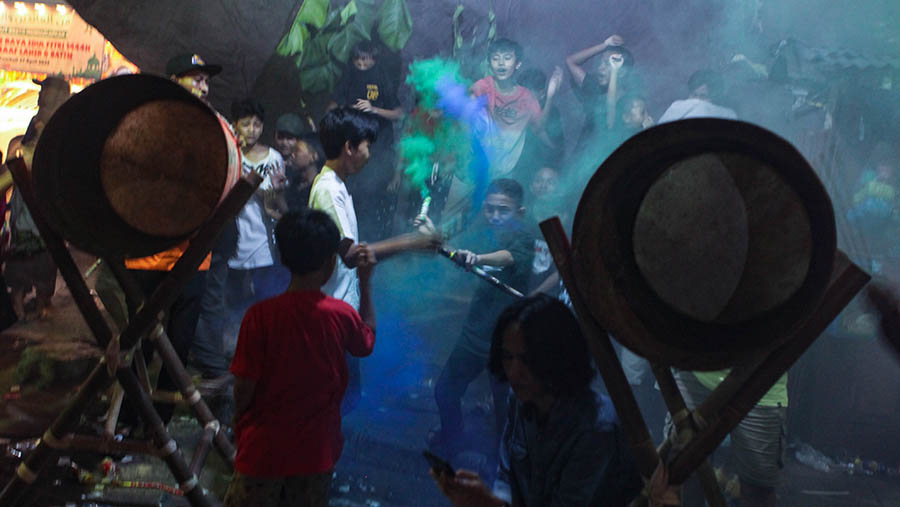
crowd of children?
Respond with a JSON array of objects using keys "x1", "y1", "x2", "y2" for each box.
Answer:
[{"x1": 2, "y1": 25, "x2": 885, "y2": 506}]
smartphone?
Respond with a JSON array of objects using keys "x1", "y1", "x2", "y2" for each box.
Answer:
[{"x1": 423, "y1": 450, "x2": 455, "y2": 478}]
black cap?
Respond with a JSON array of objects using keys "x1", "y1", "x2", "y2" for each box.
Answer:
[
  {"x1": 275, "y1": 113, "x2": 312, "y2": 138},
  {"x1": 165, "y1": 53, "x2": 222, "y2": 77},
  {"x1": 32, "y1": 76, "x2": 70, "y2": 93}
]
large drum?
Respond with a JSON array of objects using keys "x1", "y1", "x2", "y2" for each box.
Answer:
[
  {"x1": 32, "y1": 74, "x2": 241, "y2": 258},
  {"x1": 571, "y1": 118, "x2": 836, "y2": 370}
]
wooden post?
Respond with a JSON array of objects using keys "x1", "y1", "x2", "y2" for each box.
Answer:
[
  {"x1": 540, "y1": 217, "x2": 661, "y2": 479},
  {"x1": 104, "y1": 383, "x2": 126, "y2": 438},
  {"x1": 0, "y1": 158, "x2": 260, "y2": 506},
  {"x1": 116, "y1": 366, "x2": 213, "y2": 507},
  {"x1": 668, "y1": 252, "x2": 869, "y2": 483},
  {"x1": 190, "y1": 424, "x2": 218, "y2": 477},
  {"x1": 5, "y1": 158, "x2": 114, "y2": 348},
  {"x1": 652, "y1": 364, "x2": 726, "y2": 507},
  {"x1": 65, "y1": 434, "x2": 164, "y2": 458},
  {"x1": 109, "y1": 261, "x2": 237, "y2": 464}
]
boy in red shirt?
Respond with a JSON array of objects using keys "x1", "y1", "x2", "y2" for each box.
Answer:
[
  {"x1": 223, "y1": 208, "x2": 376, "y2": 507},
  {"x1": 471, "y1": 38, "x2": 561, "y2": 179}
]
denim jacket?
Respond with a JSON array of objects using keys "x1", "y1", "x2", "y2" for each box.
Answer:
[{"x1": 494, "y1": 388, "x2": 642, "y2": 506}]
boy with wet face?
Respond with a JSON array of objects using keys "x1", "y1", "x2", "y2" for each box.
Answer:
[
  {"x1": 471, "y1": 38, "x2": 562, "y2": 179},
  {"x1": 329, "y1": 41, "x2": 403, "y2": 242},
  {"x1": 430, "y1": 178, "x2": 535, "y2": 466}
]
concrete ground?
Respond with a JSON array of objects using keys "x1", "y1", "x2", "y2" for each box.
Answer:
[{"x1": 0, "y1": 252, "x2": 898, "y2": 506}]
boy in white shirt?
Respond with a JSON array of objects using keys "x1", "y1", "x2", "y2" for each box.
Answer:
[{"x1": 310, "y1": 107, "x2": 441, "y2": 408}]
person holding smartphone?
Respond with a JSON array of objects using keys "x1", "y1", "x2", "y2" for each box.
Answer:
[{"x1": 431, "y1": 295, "x2": 642, "y2": 506}]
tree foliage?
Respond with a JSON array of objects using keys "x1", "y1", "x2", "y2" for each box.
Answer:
[{"x1": 275, "y1": 0, "x2": 413, "y2": 95}]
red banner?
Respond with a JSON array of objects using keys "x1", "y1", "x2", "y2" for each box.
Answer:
[{"x1": 0, "y1": 3, "x2": 105, "y2": 79}]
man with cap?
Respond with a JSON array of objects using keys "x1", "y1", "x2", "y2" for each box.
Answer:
[
  {"x1": 25, "y1": 76, "x2": 71, "y2": 142},
  {"x1": 165, "y1": 53, "x2": 222, "y2": 102},
  {"x1": 117, "y1": 53, "x2": 231, "y2": 426},
  {"x1": 164, "y1": 53, "x2": 242, "y2": 399}
]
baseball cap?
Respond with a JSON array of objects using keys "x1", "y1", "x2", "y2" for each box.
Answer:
[
  {"x1": 165, "y1": 53, "x2": 222, "y2": 77},
  {"x1": 32, "y1": 76, "x2": 71, "y2": 93},
  {"x1": 275, "y1": 113, "x2": 312, "y2": 138}
]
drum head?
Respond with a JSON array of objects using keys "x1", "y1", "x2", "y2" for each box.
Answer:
[{"x1": 571, "y1": 119, "x2": 835, "y2": 370}]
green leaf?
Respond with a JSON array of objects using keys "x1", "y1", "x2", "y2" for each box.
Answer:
[
  {"x1": 354, "y1": 0, "x2": 379, "y2": 32},
  {"x1": 328, "y1": 20, "x2": 371, "y2": 63},
  {"x1": 452, "y1": 4, "x2": 464, "y2": 22},
  {"x1": 377, "y1": 0, "x2": 413, "y2": 51},
  {"x1": 296, "y1": 0, "x2": 332, "y2": 29},
  {"x1": 300, "y1": 34, "x2": 332, "y2": 69},
  {"x1": 488, "y1": 6, "x2": 496, "y2": 41},
  {"x1": 275, "y1": 0, "x2": 332, "y2": 56},
  {"x1": 322, "y1": 6, "x2": 343, "y2": 32},
  {"x1": 300, "y1": 62, "x2": 341, "y2": 94},
  {"x1": 276, "y1": 22, "x2": 309, "y2": 56},
  {"x1": 340, "y1": 0, "x2": 358, "y2": 26}
]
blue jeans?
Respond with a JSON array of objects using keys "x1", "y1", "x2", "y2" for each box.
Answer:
[
  {"x1": 192, "y1": 250, "x2": 230, "y2": 378},
  {"x1": 434, "y1": 343, "x2": 508, "y2": 449}
]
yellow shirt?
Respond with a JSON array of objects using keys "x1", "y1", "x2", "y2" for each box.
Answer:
[{"x1": 693, "y1": 370, "x2": 788, "y2": 407}]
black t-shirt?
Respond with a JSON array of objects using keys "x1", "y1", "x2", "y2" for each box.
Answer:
[
  {"x1": 283, "y1": 175, "x2": 312, "y2": 214},
  {"x1": 333, "y1": 65, "x2": 400, "y2": 146},
  {"x1": 457, "y1": 218, "x2": 535, "y2": 357},
  {"x1": 572, "y1": 77, "x2": 640, "y2": 167},
  {"x1": 511, "y1": 105, "x2": 564, "y2": 182},
  {"x1": 574, "y1": 76, "x2": 620, "y2": 145}
]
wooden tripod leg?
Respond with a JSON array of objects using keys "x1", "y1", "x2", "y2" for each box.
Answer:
[
  {"x1": 145, "y1": 323, "x2": 236, "y2": 463},
  {"x1": 104, "y1": 383, "x2": 126, "y2": 438},
  {"x1": 540, "y1": 218, "x2": 661, "y2": 479},
  {"x1": 0, "y1": 159, "x2": 118, "y2": 505},
  {"x1": 115, "y1": 365, "x2": 213, "y2": 506},
  {"x1": 108, "y1": 261, "x2": 236, "y2": 464},
  {"x1": 652, "y1": 364, "x2": 726, "y2": 507},
  {"x1": 134, "y1": 342, "x2": 154, "y2": 395},
  {"x1": 0, "y1": 360, "x2": 113, "y2": 505},
  {"x1": 0, "y1": 160, "x2": 261, "y2": 505},
  {"x1": 0, "y1": 356, "x2": 215, "y2": 506},
  {"x1": 5, "y1": 158, "x2": 114, "y2": 347},
  {"x1": 190, "y1": 423, "x2": 218, "y2": 477},
  {"x1": 668, "y1": 252, "x2": 869, "y2": 484}
]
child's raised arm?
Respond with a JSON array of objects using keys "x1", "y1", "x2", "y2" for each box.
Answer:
[{"x1": 565, "y1": 34, "x2": 624, "y2": 87}]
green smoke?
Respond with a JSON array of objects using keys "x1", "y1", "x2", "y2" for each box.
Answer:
[
  {"x1": 398, "y1": 134, "x2": 436, "y2": 193},
  {"x1": 400, "y1": 58, "x2": 475, "y2": 198},
  {"x1": 405, "y1": 58, "x2": 465, "y2": 111}
]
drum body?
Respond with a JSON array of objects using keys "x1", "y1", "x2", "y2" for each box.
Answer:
[
  {"x1": 32, "y1": 74, "x2": 240, "y2": 258},
  {"x1": 572, "y1": 119, "x2": 836, "y2": 370}
]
